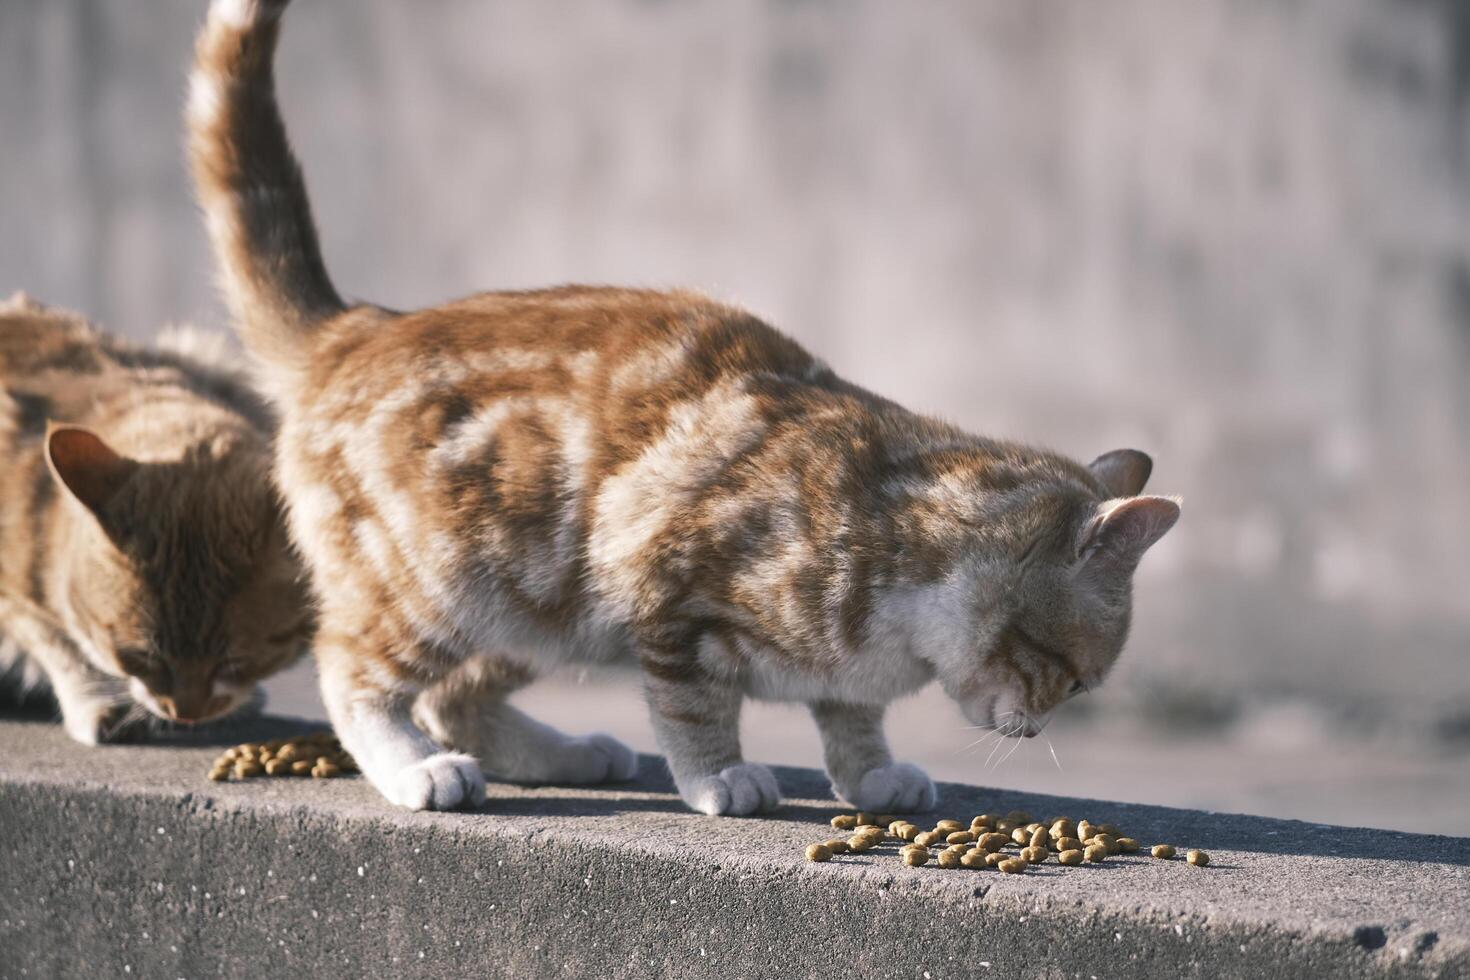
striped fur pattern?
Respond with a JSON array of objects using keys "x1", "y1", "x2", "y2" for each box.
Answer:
[
  {"x1": 189, "y1": 0, "x2": 1181, "y2": 813},
  {"x1": 0, "y1": 293, "x2": 312, "y2": 744}
]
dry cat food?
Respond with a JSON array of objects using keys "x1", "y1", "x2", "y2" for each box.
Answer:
[
  {"x1": 207, "y1": 733, "x2": 357, "y2": 782},
  {"x1": 804, "y1": 810, "x2": 1214, "y2": 878}
]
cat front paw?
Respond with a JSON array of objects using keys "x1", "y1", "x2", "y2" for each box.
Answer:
[
  {"x1": 383, "y1": 752, "x2": 487, "y2": 811},
  {"x1": 840, "y1": 761, "x2": 937, "y2": 813},
  {"x1": 57, "y1": 692, "x2": 131, "y2": 746},
  {"x1": 683, "y1": 762, "x2": 781, "y2": 816}
]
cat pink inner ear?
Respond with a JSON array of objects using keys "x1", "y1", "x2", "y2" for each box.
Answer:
[
  {"x1": 45, "y1": 425, "x2": 139, "y2": 516},
  {"x1": 1077, "y1": 495, "x2": 1181, "y2": 569},
  {"x1": 1088, "y1": 449, "x2": 1153, "y2": 498}
]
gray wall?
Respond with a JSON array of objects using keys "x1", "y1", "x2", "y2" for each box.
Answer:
[{"x1": 4, "y1": 0, "x2": 1469, "y2": 731}]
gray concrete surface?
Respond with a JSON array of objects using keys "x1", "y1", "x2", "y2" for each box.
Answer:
[{"x1": 1, "y1": 712, "x2": 1466, "y2": 979}]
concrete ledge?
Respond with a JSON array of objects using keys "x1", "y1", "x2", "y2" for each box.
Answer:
[{"x1": 1, "y1": 712, "x2": 1467, "y2": 979}]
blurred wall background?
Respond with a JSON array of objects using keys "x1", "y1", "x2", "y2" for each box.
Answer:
[{"x1": 3, "y1": 1, "x2": 1468, "y2": 831}]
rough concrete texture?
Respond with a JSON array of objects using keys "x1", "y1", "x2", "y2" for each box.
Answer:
[{"x1": 0, "y1": 713, "x2": 1466, "y2": 979}]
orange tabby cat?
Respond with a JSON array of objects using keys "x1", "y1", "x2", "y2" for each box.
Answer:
[
  {"x1": 189, "y1": 0, "x2": 1179, "y2": 813},
  {"x1": 0, "y1": 292, "x2": 313, "y2": 743}
]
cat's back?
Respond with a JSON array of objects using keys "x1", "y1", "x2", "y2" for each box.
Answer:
[{"x1": 0, "y1": 297, "x2": 270, "y2": 453}]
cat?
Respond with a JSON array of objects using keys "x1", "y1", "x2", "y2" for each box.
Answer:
[
  {"x1": 0, "y1": 291, "x2": 313, "y2": 744},
  {"x1": 188, "y1": 0, "x2": 1179, "y2": 814}
]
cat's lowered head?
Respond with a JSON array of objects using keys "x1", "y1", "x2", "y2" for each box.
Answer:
[{"x1": 0, "y1": 293, "x2": 313, "y2": 743}]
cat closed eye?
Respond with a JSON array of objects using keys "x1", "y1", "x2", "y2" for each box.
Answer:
[{"x1": 1068, "y1": 680, "x2": 1086, "y2": 697}]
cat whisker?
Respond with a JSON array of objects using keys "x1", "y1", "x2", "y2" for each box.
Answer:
[
  {"x1": 1044, "y1": 732, "x2": 1064, "y2": 772},
  {"x1": 995, "y1": 728, "x2": 1025, "y2": 771},
  {"x1": 983, "y1": 717, "x2": 1022, "y2": 769}
]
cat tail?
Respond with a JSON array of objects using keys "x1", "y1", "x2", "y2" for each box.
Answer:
[{"x1": 187, "y1": 0, "x2": 342, "y2": 383}]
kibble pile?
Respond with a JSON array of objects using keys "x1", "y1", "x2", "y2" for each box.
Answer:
[
  {"x1": 804, "y1": 810, "x2": 1209, "y2": 875},
  {"x1": 207, "y1": 732, "x2": 358, "y2": 782}
]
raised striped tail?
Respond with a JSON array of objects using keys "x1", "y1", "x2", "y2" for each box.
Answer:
[{"x1": 187, "y1": 0, "x2": 342, "y2": 380}]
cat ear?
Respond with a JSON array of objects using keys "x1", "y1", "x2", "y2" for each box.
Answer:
[
  {"x1": 1088, "y1": 449, "x2": 1152, "y2": 498},
  {"x1": 1076, "y1": 495, "x2": 1180, "y2": 573},
  {"x1": 45, "y1": 423, "x2": 139, "y2": 518}
]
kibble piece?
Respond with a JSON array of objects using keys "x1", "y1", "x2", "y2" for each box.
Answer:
[
  {"x1": 1054, "y1": 836, "x2": 1083, "y2": 852},
  {"x1": 1117, "y1": 838, "x2": 1141, "y2": 854},
  {"x1": 934, "y1": 819, "x2": 965, "y2": 833},
  {"x1": 831, "y1": 814, "x2": 858, "y2": 830},
  {"x1": 291, "y1": 760, "x2": 312, "y2": 776},
  {"x1": 1187, "y1": 850, "x2": 1210, "y2": 867},
  {"x1": 1005, "y1": 810, "x2": 1032, "y2": 825},
  {"x1": 846, "y1": 835, "x2": 876, "y2": 852},
  {"x1": 1098, "y1": 823, "x2": 1121, "y2": 837},
  {"x1": 1024, "y1": 822, "x2": 1045, "y2": 836},
  {"x1": 1057, "y1": 849, "x2": 1084, "y2": 866},
  {"x1": 984, "y1": 852, "x2": 1008, "y2": 868},
  {"x1": 937, "y1": 849, "x2": 963, "y2": 869},
  {"x1": 1050, "y1": 818, "x2": 1075, "y2": 839},
  {"x1": 876, "y1": 814, "x2": 900, "y2": 827},
  {"x1": 1088, "y1": 833, "x2": 1118, "y2": 855},
  {"x1": 977, "y1": 833, "x2": 1009, "y2": 853},
  {"x1": 823, "y1": 839, "x2": 851, "y2": 855},
  {"x1": 313, "y1": 762, "x2": 340, "y2": 778},
  {"x1": 1028, "y1": 829, "x2": 1049, "y2": 849},
  {"x1": 1151, "y1": 844, "x2": 1176, "y2": 860},
  {"x1": 1011, "y1": 827, "x2": 1031, "y2": 845},
  {"x1": 902, "y1": 848, "x2": 930, "y2": 867},
  {"x1": 854, "y1": 812, "x2": 876, "y2": 827},
  {"x1": 971, "y1": 814, "x2": 997, "y2": 829},
  {"x1": 993, "y1": 819, "x2": 1016, "y2": 834},
  {"x1": 1084, "y1": 844, "x2": 1107, "y2": 863},
  {"x1": 805, "y1": 843, "x2": 834, "y2": 863},
  {"x1": 264, "y1": 759, "x2": 289, "y2": 776},
  {"x1": 235, "y1": 761, "x2": 262, "y2": 778},
  {"x1": 1020, "y1": 846, "x2": 1049, "y2": 864},
  {"x1": 1077, "y1": 820, "x2": 1096, "y2": 842},
  {"x1": 207, "y1": 767, "x2": 230, "y2": 782},
  {"x1": 960, "y1": 850, "x2": 990, "y2": 869},
  {"x1": 945, "y1": 831, "x2": 976, "y2": 846},
  {"x1": 998, "y1": 858, "x2": 1028, "y2": 875},
  {"x1": 914, "y1": 831, "x2": 945, "y2": 848}
]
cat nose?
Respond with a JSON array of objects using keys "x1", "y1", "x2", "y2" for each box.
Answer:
[{"x1": 160, "y1": 691, "x2": 226, "y2": 724}]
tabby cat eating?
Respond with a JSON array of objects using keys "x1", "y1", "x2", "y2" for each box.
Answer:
[
  {"x1": 189, "y1": 0, "x2": 1179, "y2": 814},
  {"x1": 0, "y1": 293, "x2": 312, "y2": 743}
]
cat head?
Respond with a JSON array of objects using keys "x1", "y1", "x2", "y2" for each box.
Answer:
[
  {"x1": 924, "y1": 449, "x2": 1179, "y2": 739},
  {"x1": 45, "y1": 423, "x2": 312, "y2": 725}
]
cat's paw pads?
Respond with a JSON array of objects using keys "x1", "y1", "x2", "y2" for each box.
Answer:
[
  {"x1": 847, "y1": 761, "x2": 936, "y2": 813},
  {"x1": 384, "y1": 753, "x2": 486, "y2": 811},
  {"x1": 686, "y1": 762, "x2": 781, "y2": 816}
]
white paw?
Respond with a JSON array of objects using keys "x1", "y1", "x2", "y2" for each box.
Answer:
[
  {"x1": 382, "y1": 752, "x2": 487, "y2": 811},
  {"x1": 685, "y1": 762, "x2": 781, "y2": 816},
  {"x1": 845, "y1": 761, "x2": 937, "y2": 813},
  {"x1": 554, "y1": 733, "x2": 640, "y2": 784},
  {"x1": 58, "y1": 692, "x2": 125, "y2": 746}
]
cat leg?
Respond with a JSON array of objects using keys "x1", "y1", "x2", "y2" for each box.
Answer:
[
  {"x1": 414, "y1": 655, "x2": 637, "y2": 785},
  {"x1": 0, "y1": 599, "x2": 128, "y2": 745},
  {"x1": 315, "y1": 619, "x2": 485, "y2": 812},
  {"x1": 642, "y1": 653, "x2": 780, "y2": 816},
  {"x1": 809, "y1": 700, "x2": 937, "y2": 812}
]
